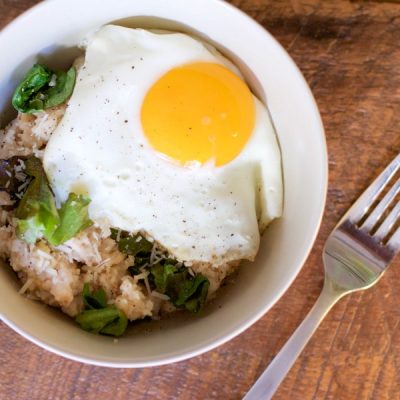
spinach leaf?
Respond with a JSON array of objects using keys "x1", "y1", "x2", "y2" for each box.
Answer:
[
  {"x1": 99, "y1": 310, "x2": 128, "y2": 337},
  {"x1": 135, "y1": 256, "x2": 150, "y2": 267},
  {"x1": 151, "y1": 263, "x2": 177, "y2": 293},
  {"x1": 12, "y1": 64, "x2": 52, "y2": 113},
  {"x1": 82, "y1": 283, "x2": 107, "y2": 309},
  {"x1": 76, "y1": 284, "x2": 128, "y2": 337},
  {"x1": 76, "y1": 307, "x2": 127, "y2": 336},
  {"x1": 12, "y1": 64, "x2": 76, "y2": 113},
  {"x1": 15, "y1": 156, "x2": 92, "y2": 245},
  {"x1": 183, "y1": 278, "x2": 210, "y2": 313},
  {"x1": 111, "y1": 229, "x2": 210, "y2": 313},
  {"x1": 128, "y1": 265, "x2": 143, "y2": 276},
  {"x1": 15, "y1": 156, "x2": 59, "y2": 243},
  {"x1": 48, "y1": 193, "x2": 93, "y2": 246},
  {"x1": 44, "y1": 67, "x2": 76, "y2": 109},
  {"x1": 110, "y1": 229, "x2": 153, "y2": 256},
  {"x1": 166, "y1": 270, "x2": 209, "y2": 313},
  {"x1": 149, "y1": 262, "x2": 209, "y2": 313}
]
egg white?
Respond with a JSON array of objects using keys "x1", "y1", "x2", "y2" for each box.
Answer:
[{"x1": 43, "y1": 25, "x2": 282, "y2": 266}]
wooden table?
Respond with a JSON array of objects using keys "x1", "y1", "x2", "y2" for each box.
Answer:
[{"x1": 1, "y1": 1, "x2": 400, "y2": 399}]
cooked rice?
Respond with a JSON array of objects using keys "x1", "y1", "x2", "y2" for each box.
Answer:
[{"x1": 0, "y1": 88, "x2": 241, "y2": 322}]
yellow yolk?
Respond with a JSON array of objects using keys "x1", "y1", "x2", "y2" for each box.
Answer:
[{"x1": 141, "y1": 62, "x2": 255, "y2": 166}]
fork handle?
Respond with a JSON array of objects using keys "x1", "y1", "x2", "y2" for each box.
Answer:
[{"x1": 243, "y1": 279, "x2": 345, "y2": 400}]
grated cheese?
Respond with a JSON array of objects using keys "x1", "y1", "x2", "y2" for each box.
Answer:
[
  {"x1": 149, "y1": 243, "x2": 157, "y2": 265},
  {"x1": 151, "y1": 291, "x2": 169, "y2": 301},
  {"x1": 94, "y1": 257, "x2": 111, "y2": 270},
  {"x1": 143, "y1": 274, "x2": 151, "y2": 295},
  {"x1": 19, "y1": 278, "x2": 33, "y2": 294},
  {"x1": 17, "y1": 179, "x2": 30, "y2": 193},
  {"x1": 36, "y1": 249, "x2": 53, "y2": 261},
  {"x1": 18, "y1": 159, "x2": 26, "y2": 169}
]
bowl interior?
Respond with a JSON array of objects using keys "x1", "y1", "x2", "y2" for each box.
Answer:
[{"x1": 0, "y1": 0, "x2": 327, "y2": 367}]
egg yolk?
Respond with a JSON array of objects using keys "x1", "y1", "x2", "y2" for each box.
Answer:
[{"x1": 141, "y1": 62, "x2": 255, "y2": 166}]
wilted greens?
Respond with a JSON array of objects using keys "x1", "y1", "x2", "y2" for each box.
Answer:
[
  {"x1": 112, "y1": 230, "x2": 210, "y2": 313},
  {"x1": 76, "y1": 284, "x2": 128, "y2": 337},
  {"x1": 82, "y1": 283, "x2": 107, "y2": 310},
  {"x1": 12, "y1": 64, "x2": 76, "y2": 113},
  {"x1": 15, "y1": 156, "x2": 93, "y2": 244},
  {"x1": 16, "y1": 156, "x2": 59, "y2": 243},
  {"x1": 110, "y1": 228, "x2": 153, "y2": 256},
  {"x1": 151, "y1": 262, "x2": 209, "y2": 313},
  {"x1": 49, "y1": 193, "x2": 93, "y2": 246}
]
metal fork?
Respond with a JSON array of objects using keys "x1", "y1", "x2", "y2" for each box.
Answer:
[{"x1": 244, "y1": 154, "x2": 400, "y2": 400}]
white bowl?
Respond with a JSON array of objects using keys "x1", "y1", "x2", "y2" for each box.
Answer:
[{"x1": 0, "y1": 0, "x2": 327, "y2": 367}]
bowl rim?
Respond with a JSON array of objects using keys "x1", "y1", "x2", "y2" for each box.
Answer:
[{"x1": 0, "y1": 0, "x2": 328, "y2": 367}]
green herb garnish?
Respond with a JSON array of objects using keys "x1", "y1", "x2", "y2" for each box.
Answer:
[
  {"x1": 76, "y1": 307, "x2": 128, "y2": 336},
  {"x1": 15, "y1": 156, "x2": 93, "y2": 244},
  {"x1": 43, "y1": 67, "x2": 76, "y2": 109},
  {"x1": 48, "y1": 193, "x2": 93, "y2": 246},
  {"x1": 82, "y1": 283, "x2": 107, "y2": 309},
  {"x1": 151, "y1": 263, "x2": 178, "y2": 293},
  {"x1": 163, "y1": 267, "x2": 209, "y2": 313},
  {"x1": 112, "y1": 229, "x2": 210, "y2": 313},
  {"x1": 127, "y1": 265, "x2": 143, "y2": 276},
  {"x1": 150, "y1": 262, "x2": 209, "y2": 313},
  {"x1": 16, "y1": 156, "x2": 59, "y2": 243},
  {"x1": 76, "y1": 283, "x2": 128, "y2": 337},
  {"x1": 12, "y1": 64, "x2": 51, "y2": 113},
  {"x1": 110, "y1": 228, "x2": 153, "y2": 256},
  {"x1": 12, "y1": 64, "x2": 76, "y2": 114}
]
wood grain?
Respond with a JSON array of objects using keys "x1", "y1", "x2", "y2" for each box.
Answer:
[{"x1": 1, "y1": 0, "x2": 400, "y2": 399}]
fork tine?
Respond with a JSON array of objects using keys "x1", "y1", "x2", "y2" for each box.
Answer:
[
  {"x1": 361, "y1": 177, "x2": 400, "y2": 232},
  {"x1": 346, "y1": 154, "x2": 400, "y2": 223},
  {"x1": 387, "y1": 226, "x2": 400, "y2": 250},
  {"x1": 374, "y1": 201, "x2": 400, "y2": 241}
]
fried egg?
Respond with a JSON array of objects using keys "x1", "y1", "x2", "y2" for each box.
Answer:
[{"x1": 43, "y1": 25, "x2": 282, "y2": 266}]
